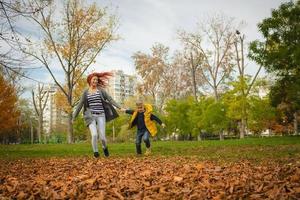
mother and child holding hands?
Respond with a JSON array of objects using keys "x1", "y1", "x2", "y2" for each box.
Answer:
[{"x1": 73, "y1": 72, "x2": 165, "y2": 158}]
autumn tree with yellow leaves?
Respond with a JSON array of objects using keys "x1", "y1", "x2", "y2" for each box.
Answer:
[
  {"x1": 23, "y1": 0, "x2": 118, "y2": 143},
  {"x1": 54, "y1": 73, "x2": 86, "y2": 114},
  {"x1": 133, "y1": 43, "x2": 174, "y2": 111},
  {"x1": 0, "y1": 74, "x2": 20, "y2": 144},
  {"x1": 132, "y1": 43, "x2": 201, "y2": 111}
]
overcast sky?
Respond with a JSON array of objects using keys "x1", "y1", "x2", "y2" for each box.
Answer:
[
  {"x1": 94, "y1": 0, "x2": 286, "y2": 74},
  {"x1": 8, "y1": 0, "x2": 288, "y2": 97}
]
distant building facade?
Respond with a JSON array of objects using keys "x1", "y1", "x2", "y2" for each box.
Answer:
[
  {"x1": 42, "y1": 84, "x2": 66, "y2": 135},
  {"x1": 107, "y1": 70, "x2": 137, "y2": 104}
]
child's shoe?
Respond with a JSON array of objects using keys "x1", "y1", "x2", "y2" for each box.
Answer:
[
  {"x1": 136, "y1": 144, "x2": 142, "y2": 155},
  {"x1": 144, "y1": 148, "x2": 151, "y2": 156}
]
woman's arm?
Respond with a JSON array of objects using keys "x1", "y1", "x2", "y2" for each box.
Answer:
[{"x1": 72, "y1": 91, "x2": 85, "y2": 120}]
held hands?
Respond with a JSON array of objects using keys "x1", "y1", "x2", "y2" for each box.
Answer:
[{"x1": 119, "y1": 108, "x2": 127, "y2": 112}]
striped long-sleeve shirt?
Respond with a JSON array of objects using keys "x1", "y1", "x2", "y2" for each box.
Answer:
[{"x1": 87, "y1": 90, "x2": 104, "y2": 114}]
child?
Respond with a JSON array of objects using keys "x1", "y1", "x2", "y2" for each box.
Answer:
[{"x1": 123, "y1": 99, "x2": 165, "y2": 155}]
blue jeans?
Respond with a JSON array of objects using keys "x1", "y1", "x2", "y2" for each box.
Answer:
[{"x1": 135, "y1": 129, "x2": 150, "y2": 154}]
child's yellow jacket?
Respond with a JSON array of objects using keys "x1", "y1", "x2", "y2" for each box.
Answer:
[{"x1": 129, "y1": 104, "x2": 158, "y2": 136}]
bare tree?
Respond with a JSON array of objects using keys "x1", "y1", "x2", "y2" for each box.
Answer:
[
  {"x1": 178, "y1": 14, "x2": 236, "y2": 100},
  {"x1": 32, "y1": 83, "x2": 49, "y2": 143},
  {"x1": 133, "y1": 43, "x2": 170, "y2": 111},
  {"x1": 234, "y1": 31, "x2": 263, "y2": 138},
  {"x1": 176, "y1": 40, "x2": 205, "y2": 101},
  {"x1": 22, "y1": 0, "x2": 119, "y2": 143},
  {"x1": 0, "y1": 0, "x2": 48, "y2": 87},
  {"x1": 170, "y1": 51, "x2": 205, "y2": 100},
  {"x1": 164, "y1": 52, "x2": 193, "y2": 100},
  {"x1": 133, "y1": 43, "x2": 202, "y2": 110}
]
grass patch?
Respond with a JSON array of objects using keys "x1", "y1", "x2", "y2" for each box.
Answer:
[{"x1": 1, "y1": 136, "x2": 300, "y2": 161}]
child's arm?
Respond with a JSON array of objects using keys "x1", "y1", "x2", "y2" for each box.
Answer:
[
  {"x1": 119, "y1": 108, "x2": 134, "y2": 114},
  {"x1": 125, "y1": 109, "x2": 134, "y2": 115},
  {"x1": 150, "y1": 114, "x2": 162, "y2": 125},
  {"x1": 150, "y1": 114, "x2": 166, "y2": 128}
]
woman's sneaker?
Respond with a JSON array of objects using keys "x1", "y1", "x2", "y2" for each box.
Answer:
[
  {"x1": 94, "y1": 152, "x2": 99, "y2": 158},
  {"x1": 103, "y1": 148, "x2": 109, "y2": 157}
]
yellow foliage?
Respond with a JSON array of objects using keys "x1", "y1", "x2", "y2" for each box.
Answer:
[
  {"x1": 55, "y1": 75, "x2": 87, "y2": 114},
  {"x1": 0, "y1": 74, "x2": 20, "y2": 134},
  {"x1": 43, "y1": 0, "x2": 118, "y2": 61}
]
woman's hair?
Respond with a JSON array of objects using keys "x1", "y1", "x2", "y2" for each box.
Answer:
[{"x1": 87, "y1": 72, "x2": 112, "y2": 87}]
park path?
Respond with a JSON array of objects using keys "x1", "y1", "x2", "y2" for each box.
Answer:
[{"x1": 0, "y1": 157, "x2": 300, "y2": 199}]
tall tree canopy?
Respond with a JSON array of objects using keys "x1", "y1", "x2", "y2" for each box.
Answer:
[
  {"x1": 249, "y1": 1, "x2": 300, "y2": 75},
  {"x1": 0, "y1": 74, "x2": 20, "y2": 143},
  {"x1": 249, "y1": 1, "x2": 300, "y2": 134}
]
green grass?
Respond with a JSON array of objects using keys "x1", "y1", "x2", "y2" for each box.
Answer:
[{"x1": 1, "y1": 136, "x2": 300, "y2": 161}]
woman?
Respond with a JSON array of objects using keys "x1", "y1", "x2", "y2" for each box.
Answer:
[{"x1": 73, "y1": 72, "x2": 121, "y2": 158}]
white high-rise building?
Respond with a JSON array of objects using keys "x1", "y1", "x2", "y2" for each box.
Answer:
[
  {"x1": 41, "y1": 84, "x2": 66, "y2": 135},
  {"x1": 43, "y1": 84, "x2": 58, "y2": 134},
  {"x1": 107, "y1": 70, "x2": 137, "y2": 104}
]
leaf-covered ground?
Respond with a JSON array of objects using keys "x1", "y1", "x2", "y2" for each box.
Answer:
[{"x1": 1, "y1": 157, "x2": 300, "y2": 199}]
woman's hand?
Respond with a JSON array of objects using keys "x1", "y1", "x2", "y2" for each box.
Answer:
[{"x1": 119, "y1": 108, "x2": 127, "y2": 112}]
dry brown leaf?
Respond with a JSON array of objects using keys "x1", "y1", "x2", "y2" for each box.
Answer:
[
  {"x1": 113, "y1": 188, "x2": 124, "y2": 200},
  {"x1": 140, "y1": 169, "x2": 152, "y2": 176},
  {"x1": 257, "y1": 183, "x2": 264, "y2": 192},
  {"x1": 249, "y1": 194, "x2": 262, "y2": 199},
  {"x1": 173, "y1": 176, "x2": 183, "y2": 182},
  {"x1": 294, "y1": 187, "x2": 300, "y2": 193},
  {"x1": 16, "y1": 191, "x2": 27, "y2": 199},
  {"x1": 195, "y1": 163, "x2": 205, "y2": 170},
  {"x1": 212, "y1": 192, "x2": 225, "y2": 200},
  {"x1": 229, "y1": 185, "x2": 234, "y2": 194},
  {"x1": 290, "y1": 174, "x2": 300, "y2": 182}
]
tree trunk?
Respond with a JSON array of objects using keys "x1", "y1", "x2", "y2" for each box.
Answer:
[
  {"x1": 67, "y1": 113, "x2": 73, "y2": 143},
  {"x1": 192, "y1": 67, "x2": 197, "y2": 101},
  {"x1": 189, "y1": 52, "x2": 198, "y2": 101},
  {"x1": 198, "y1": 132, "x2": 202, "y2": 141},
  {"x1": 30, "y1": 119, "x2": 34, "y2": 144},
  {"x1": 240, "y1": 118, "x2": 246, "y2": 139},
  {"x1": 213, "y1": 87, "x2": 219, "y2": 101},
  {"x1": 112, "y1": 121, "x2": 115, "y2": 142},
  {"x1": 219, "y1": 131, "x2": 224, "y2": 141},
  {"x1": 44, "y1": 132, "x2": 48, "y2": 144},
  {"x1": 189, "y1": 133, "x2": 192, "y2": 140},
  {"x1": 294, "y1": 112, "x2": 298, "y2": 135},
  {"x1": 37, "y1": 116, "x2": 43, "y2": 143}
]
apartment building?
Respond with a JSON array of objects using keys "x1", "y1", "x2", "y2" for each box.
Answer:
[
  {"x1": 107, "y1": 70, "x2": 137, "y2": 105},
  {"x1": 41, "y1": 84, "x2": 66, "y2": 135}
]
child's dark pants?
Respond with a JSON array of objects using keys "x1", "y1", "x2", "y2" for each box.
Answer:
[{"x1": 135, "y1": 129, "x2": 150, "y2": 154}]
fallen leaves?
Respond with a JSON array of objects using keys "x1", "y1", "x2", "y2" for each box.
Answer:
[
  {"x1": 173, "y1": 176, "x2": 183, "y2": 182},
  {"x1": 0, "y1": 157, "x2": 300, "y2": 199}
]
